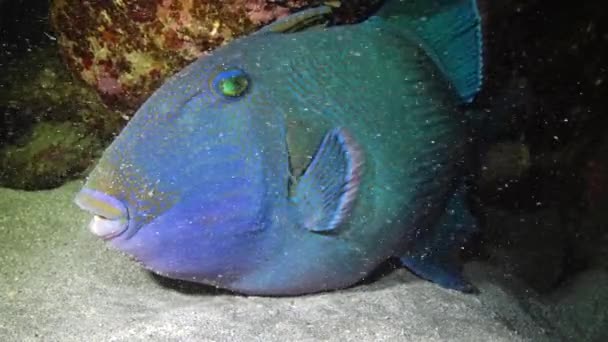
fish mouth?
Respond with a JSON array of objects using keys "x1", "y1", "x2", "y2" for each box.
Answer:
[{"x1": 74, "y1": 188, "x2": 129, "y2": 240}]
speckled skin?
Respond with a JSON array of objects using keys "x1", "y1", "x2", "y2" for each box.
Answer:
[{"x1": 77, "y1": 5, "x2": 474, "y2": 295}]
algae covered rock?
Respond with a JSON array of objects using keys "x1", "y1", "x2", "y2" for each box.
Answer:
[
  {"x1": 0, "y1": 1, "x2": 382, "y2": 191},
  {"x1": 0, "y1": 46, "x2": 121, "y2": 190},
  {"x1": 0, "y1": 46, "x2": 124, "y2": 141},
  {"x1": 0, "y1": 121, "x2": 101, "y2": 190},
  {"x1": 49, "y1": 0, "x2": 382, "y2": 111},
  {"x1": 542, "y1": 269, "x2": 608, "y2": 341}
]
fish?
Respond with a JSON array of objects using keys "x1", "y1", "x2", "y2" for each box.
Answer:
[{"x1": 74, "y1": 0, "x2": 485, "y2": 296}]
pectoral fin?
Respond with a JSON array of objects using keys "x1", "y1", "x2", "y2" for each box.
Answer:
[{"x1": 292, "y1": 128, "x2": 364, "y2": 232}]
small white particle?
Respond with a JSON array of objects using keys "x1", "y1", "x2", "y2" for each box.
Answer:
[{"x1": 43, "y1": 32, "x2": 57, "y2": 41}]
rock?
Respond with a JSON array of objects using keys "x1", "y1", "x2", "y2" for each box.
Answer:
[
  {"x1": 0, "y1": 47, "x2": 123, "y2": 141},
  {"x1": 0, "y1": 121, "x2": 102, "y2": 190},
  {"x1": 479, "y1": 141, "x2": 531, "y2": 184},
  {"x1": 480, "y1": 208, "x2": 570, "y2": 293},
  {"x1": 538, "y1": 269, "x2": 608, "y2": 342},
  {"x1": 578, "y1": 135, "x2": 608, "y2": 271},
  {"x1": 0, "y1": 182, "x2": 559, "y2": 342},
  {"x1": 50, "y1": 0, "x2": 382, "y2": 111},
  {"x1": 1, "y1": 2, "x2": 385, "y2": 191},
  {"x1": 476, "y1": 124, "x2": 608, "y2": 294},
  {"x1": 0, "y1": 46, "x2": 122, "y2": 190}
]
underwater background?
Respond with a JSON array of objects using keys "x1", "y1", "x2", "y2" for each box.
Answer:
[{"x1": 0, "y1": 0, "x2": 607, "y2": 341}]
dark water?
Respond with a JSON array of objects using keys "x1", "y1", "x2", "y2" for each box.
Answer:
[{"x1": 1, "y1": 1, "x2": 607, "y2": 341}]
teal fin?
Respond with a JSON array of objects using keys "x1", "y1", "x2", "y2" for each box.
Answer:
[
  {"x1": 292, "y1": 128, "x2": 364, "y2": 232},
  {"x1": 400, "y1": 184, "x2": 478, "y2": 293},
  {"x1": 256, "y1": 6, "x2": 333, "y2": 34},
  {"x1": 376, "y1": 0, "x2": 483, "y2": 103}
]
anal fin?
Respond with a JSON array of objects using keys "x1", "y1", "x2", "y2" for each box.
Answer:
[
  {"x1": 400, "y1": 184, "x2": 479, "y2": 293},
  {"x1": 292, "y1": 128, "x2": 364, "y2": 232}
]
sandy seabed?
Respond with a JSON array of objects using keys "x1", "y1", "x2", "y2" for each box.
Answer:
[{"x1": 1, "y1": 181, "x2": 606, "y2": 341}]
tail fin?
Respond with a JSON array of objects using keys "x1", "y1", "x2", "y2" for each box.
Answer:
[{"x1": 375, "y1": 0, "x2": 483, "y2": 103}]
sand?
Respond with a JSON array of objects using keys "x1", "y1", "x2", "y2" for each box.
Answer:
[{"x1": 0, "y1": 181, "x2": 600, "y2": 341}]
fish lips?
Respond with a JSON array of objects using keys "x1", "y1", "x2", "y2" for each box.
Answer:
[{"x1": 74, "y1": 188, "x2": 130, "y2": 240}]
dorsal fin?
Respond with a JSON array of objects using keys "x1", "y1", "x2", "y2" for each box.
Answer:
[
  {"x1": 256, "y1": 6, "x2": 334, "y2": 35},
  {"x1": 375, "y1": 0, "x2": 483, "y2": 103}
]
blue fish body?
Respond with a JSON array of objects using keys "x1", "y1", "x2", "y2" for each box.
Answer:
[{"x1": 75, "y1": 0, "x2": 485, "y2": 295}]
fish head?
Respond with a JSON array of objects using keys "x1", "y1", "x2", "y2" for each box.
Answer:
[{"x1": 74, "y1": 35, "x2": 292, "y2": 281}]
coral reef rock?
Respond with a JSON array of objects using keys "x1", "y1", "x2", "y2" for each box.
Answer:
[
  {"x1": 0, "y1": 121, "x2": 101, "y2": 190},
  {"x1": 0, "y1": 46, "x2": 122, "y2": 190},
  {"x1": 50, "y1": 0, "x2": 381, "y2": 111}
]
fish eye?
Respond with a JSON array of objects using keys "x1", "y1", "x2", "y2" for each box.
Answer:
[{"x1": 211, "y1": 68, "x2": 249, "y2": 98}]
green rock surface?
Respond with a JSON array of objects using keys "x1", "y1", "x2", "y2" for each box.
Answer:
[
  {"x1": 0, "y1": 122, "x2": 101, "y2": 190},
  {"x1": 0, "y1": 182, "x2": 602, "y2": 341},
  {"x1": 0, "y1": 47, "x2": 123, "y2": 141},
  {"x1": 0, "y1": 47, "x2": 122, "y2": 190}
]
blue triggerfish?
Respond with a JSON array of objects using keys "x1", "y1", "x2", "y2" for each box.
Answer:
[{"x1": 75, "y1": 0, "x2": 486, "y2": 295}]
